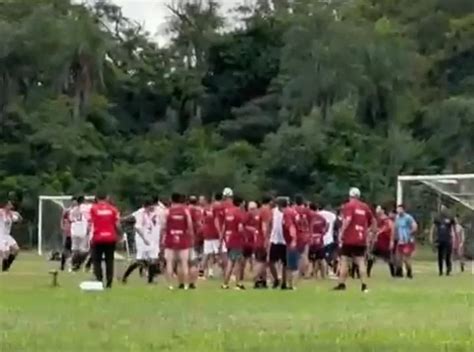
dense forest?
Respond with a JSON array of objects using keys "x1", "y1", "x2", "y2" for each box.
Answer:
[{"x1": 1, "y1": 0, "x2": 473, "y2": 227}]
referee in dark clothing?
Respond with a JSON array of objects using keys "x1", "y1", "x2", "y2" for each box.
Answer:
[{"x1": 430, "y1": 205, "x2": 456, "y2": 276}]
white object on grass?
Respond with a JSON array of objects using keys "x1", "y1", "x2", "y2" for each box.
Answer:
[{"x1": 80, "y1": 281, "x2": 104, "y2": 291}]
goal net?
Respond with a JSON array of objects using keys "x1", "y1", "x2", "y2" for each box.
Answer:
[
  {"x1": 37, "y1": 195, "x2": 95, "y2": 256},
  {"x1": 397, "y1": 174, "x2": 474, "y2": 259}
]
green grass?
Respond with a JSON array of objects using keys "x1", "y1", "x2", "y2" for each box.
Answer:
[{"x1": 0, "y1": 252, "x2": 473, "y2": 352}]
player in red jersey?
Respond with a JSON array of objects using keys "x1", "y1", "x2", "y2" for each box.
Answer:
[
  {"x1": 282, "y1": 198, "x2": 299, "y2": 290},
  {"x1": 162, "y1": 193, "x2": 194, "y2": 290},
  {"x1": 293, "y1": 195, "x2": 311, "y2": 276},
  {"x1": 308, "y1": 203, "x2": 328, "y2": 279},
  {"x1": 188, "y1": 195, "x2": 203, "y2": 286},
  {"x1": 88, "y1": 192, "x2": 120, "y2": 289},
  {"x1": 243, "y1": 201, "x2": 262, "y2": 287},
  {"x1": 367, "y1": 205, "x2": 395, "y2": 277},
  {"x1": 201, "y1": 196, "x2": 221, "y2": 278},
  {"x1": 221, "y1": 195, "x2": 246, "y2": 290},
  {"x1": 334, "y1": 188, "x2": 374, "y2": 292}
]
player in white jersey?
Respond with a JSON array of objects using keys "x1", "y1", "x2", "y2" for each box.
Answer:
[
  {"x1": 1, "y1": 200, "x2": 22, "y2": 272},
  {"x1": 318, "y1": 205, "x2": 338, "y2": 276},
  {"x1": 122, "y1": 199, "x2": 161, "y2": 284},
  {"x1": 68, "y1": 196, "x2": 92, "y2": 271}
]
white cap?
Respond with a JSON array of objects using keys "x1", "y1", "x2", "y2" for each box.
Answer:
[
  {"x1": 222, "y1": 187, "x2": 233, "y2": 198},
  {"x1": 349, "y1": 187, "x2": 361, "y2": 198}
]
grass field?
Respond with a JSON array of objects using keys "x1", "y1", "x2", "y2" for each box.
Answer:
[{"x1": 0, "y1": 252, "x2": 473, "y2": 352}]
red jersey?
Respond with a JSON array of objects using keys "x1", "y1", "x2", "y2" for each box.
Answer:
[
  {"x1": 245, "y1": 212, "x2": 264, "y2": 249},
  {"x1": 202, "y1": 205, "x2": 219, "y2": 240},
  {"x1": 164, "y1": 204, "x2": 192, "y2": 250},
  {"x1": 282, "y1": 207, "x2": 298, "y2": 248},
  {"x1": 223, "y1": 205, "x2": 245, "y2": 250},
  {"x1": 341, "y1": 199, "x2": 374, "y2": 247},
  {"x1": 189, "y1": 205, "x2": 203, "y2": 245},
  {"x1": 309, "y1": 211, "x2": 327, "y2": 249},
  {"x1": 294, "y1": 205, "x2": 311, "y2": 246},
  {"x1": 376, "y1": 216, "x2": 393, "y2": 252},
  {"x1": 89, "y1": 201, "x2": 120, "y2": 244}
]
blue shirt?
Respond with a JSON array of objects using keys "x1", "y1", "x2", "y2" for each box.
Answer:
[{"x1": 395, "y1": 213, "x2": 415, "y2": 244}]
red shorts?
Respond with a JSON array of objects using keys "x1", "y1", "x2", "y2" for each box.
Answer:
[{"x1": 397, "y1": 243, "x2": 415, "y2": 256}]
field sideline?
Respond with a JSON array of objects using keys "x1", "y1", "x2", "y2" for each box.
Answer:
[{"x1": 0, "y1": 252, "x2": 473, "y2": 352}]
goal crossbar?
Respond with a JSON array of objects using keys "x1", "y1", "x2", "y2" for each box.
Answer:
[{"x1": 397, "y1": 174, "x2": 474, "y2": 211}]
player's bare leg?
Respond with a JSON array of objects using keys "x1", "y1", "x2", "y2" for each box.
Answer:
[
  {"x1": 318, "y1": 260, "x2": 326, "y2": 279},
  {"x1": 222, "y1": 259, "x2": 236, "y2": 289},
  {"x1": 177, "y1": 249, "x2": 190, "y2": 289},
  {"x1": 334, "y1": 255, "x2": 349, "y2": 290},
  {"x1": 403, "y1": 255, "x2": 413, "y2": 279},
  {"x1": 355, "y1": 256, "x2": 368, "y2": 292},
  {"x1": 164, "y1": 249, "x2": 176, "y2": 289}
]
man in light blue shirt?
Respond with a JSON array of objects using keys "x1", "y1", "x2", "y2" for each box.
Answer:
[{"x1": 394, "y1": 205, "x2": 418, "y2": 279}]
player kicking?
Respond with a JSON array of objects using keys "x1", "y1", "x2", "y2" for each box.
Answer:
[
  {"x1": 122, "y1": 199, "x2": 160, "y2": 284},
  {"x1": 162, "y1": 193, "x2": 194, "y2": 290},
  {"x1": 308, "y1": 203, "x2": 328, "y2": 279},
  {"x1": 333, "y1": 188, "x2": 374, "y2": 293},
  {"x1": 367, "y1": 205, "x2": 395, "y2": 277},
  {"x1": 221, "y1": 195, "x2": 246, "y2": 290},
  {"x1": 394, "y1": 204, "x2": 417, "y2": 279},
  {"x1": 69, "y1": 196, "x2": 91, "y2": 272},
  {"x1": 0, "y1": 200, "x2": 22, "y2": 272}
]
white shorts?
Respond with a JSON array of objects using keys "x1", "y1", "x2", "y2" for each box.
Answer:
[
  {"x1": 0, "y1": 235, "x2": 18, "y2": 252},
  {"x1": 203, "y1": 239, "x2": 226, "y2": 255},
  {"x1": 136, "y1": 241, "x2": 160, "y2": 260},
  {"x1": 71, "y1": 236, "x2": 89, "y2": 252}
]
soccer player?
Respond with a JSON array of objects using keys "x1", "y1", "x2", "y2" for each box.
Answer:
[
  {"x1": 60, "y1": 200, "x2": 73, "y2": 271},
  {"x1": 256, "y1": 196, "x2": 272, "y2": 287},
  {"x1": 308, "y1": 203, "x2": 328, "y2": 279},
  {"x1": 293, "y1": 195, "x2": 311, "y2": 277},
  {"x1": 268, "y1": 198, "x2": 287, "y2": 289},
  {"x1": 122, "y1": 199, "x2": 160, "y2": 284},
  {"x1": 430, "y1": 205, "x2": 455, "y2": 276},
  {"x1": 454, "y1": 216, "x2": 465, "y2": 273},
  {"x1": 282, "y1": 198, "x2": 299, "y2": 290},
  {"x1": 367, "y1": 205, "x2": 395, "y2": 277},
  {"x1": 244, "y1": 201, "x2": 262, "y2": 287},
  {"x1": 201, "y1": 196, "x2": 221, "y2": 278},
  {"x1": 221, "y1": 195, "x2": 246, "y2": 290},
  {"x1": 394, "y1": 204, "x2": 417, "y2": 279},
  {"x1": 188, "y1": 195, "x2": 203, "y2": 287},
  {"x1": 89, "y1": 192, "x2": 120, "y2": 288},
  {"x1": 69, "y1": 195, "x2": 91, "y2": 271},
  {"x1": 318, "y1": 205, "x2": 338, "y2": 276},
  {"x1": 162, "y1": 193, "x2": 194, "y2": 290},
  {"x1": 0, "y1": 200, "x2": 22, "y2": 272},
  {"x1": 333, "y1": 188, "x2": 374, "y2": 292}
]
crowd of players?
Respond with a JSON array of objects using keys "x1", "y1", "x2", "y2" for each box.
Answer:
[{"x1": 0, "y1": 187, "x2": 467, "y2": 291}]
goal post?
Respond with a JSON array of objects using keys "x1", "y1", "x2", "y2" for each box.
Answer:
[
  {"x1": 396, "y1": 174, "x2": 474, "y2": 258},
  {"x1": 37, "y1": 195, "x2": 95, "y2": 256}
]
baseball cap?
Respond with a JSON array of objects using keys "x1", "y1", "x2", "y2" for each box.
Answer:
[
  {"x1": 222, "y1": 187, "x2": 233, "y2": 197},
  {"x1": 349, "y1": 187, "x2": 361, "y2": 198}
]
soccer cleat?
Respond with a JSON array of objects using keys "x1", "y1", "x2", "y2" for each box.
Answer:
[
  {"x1": 280, "y1": 284, "x2": 288, "y2": 290},
  {"x1": 272, "y1": 279, "x2": 280, "y2": 289},
  {"x1": 189, "y1": 283, "x2": 196, "y2": 290},
  {"x1": 221, "y1": 284, "x2": 230, "y2": 290},
  {"x1": 361, "y1": 283, "x2": 369, "y2": 293},
  {"x1": 332, "y1": 283, "x2": 347, "y2": 291},
  {"x1": 178, "y1": 283, "x2": 186, "y2": 290},
  {"x1": 235, "y1": 284, "x2": 246, "y2": 290}
]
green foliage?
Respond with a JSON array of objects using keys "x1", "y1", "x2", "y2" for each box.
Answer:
[{"x1": 0, "y1": 0, "x2": 473, "y2": 234}]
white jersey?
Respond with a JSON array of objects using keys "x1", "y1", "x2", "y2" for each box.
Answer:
[
  {"x1": 270, "y1": 208, "x2": 285, "y2": 245},
  {"x1": 133, "y1": 208, "x2": 160, "y2": 244},
  {"x1": 69, "y1": 203, "x2": 91, "y2": 238},
  {"x1": 319, "y1": 210, "x2": 337, "y2": 246},
  {"x1": 0, "y1": 209, "x2": 20, "y2": 237}
]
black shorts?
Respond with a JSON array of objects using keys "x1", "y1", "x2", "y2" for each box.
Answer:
[
  {"x1": 341, "y1": 245, "x2": 366, "y2": 258},
  {"x1": 243, "y1": 246, "x2": 253, "y2": 259},
  {"x1": 269, "y1": 243, "x2": 287, "y2": 265},
  {"x1": 324, "y1": 243, "x2": 337, "y2": 259},
  {"x1": 63, "y1": 237, "x2": 72, "y2": 252},
  {"x1": 372, "y1": 248, "x2": 391, "y2": 261},
  {"x1": 254, "y1": 248, "x2": 267, "y2": 262},
  {"x1": 309, "y1": 246, "x2": 325, "y2": 261}
]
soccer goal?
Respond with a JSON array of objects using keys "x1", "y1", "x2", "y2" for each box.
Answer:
[
  {"x1": 37, "y1": 195, "x2": 95, "y2": 256},
  {"x1": 396, "y1": 174, "x2": 474, "y2": 258}
]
